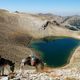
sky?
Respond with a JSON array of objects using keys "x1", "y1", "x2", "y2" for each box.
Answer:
[{"x1": 0, "y1": 0, "x2": 80, "y2": 16}]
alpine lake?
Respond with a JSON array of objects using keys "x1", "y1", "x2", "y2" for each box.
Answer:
[{"x1": 29, "y1": 37, "x2": 80, "y2": 67}]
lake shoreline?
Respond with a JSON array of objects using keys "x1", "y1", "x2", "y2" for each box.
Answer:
[{"x1": 30, "y1": 37, "x2": 80, "y2": 68}]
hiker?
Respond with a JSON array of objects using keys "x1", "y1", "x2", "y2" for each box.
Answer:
[{"x1": 20, "y1": 54, "x2": 44, "y2": 72}]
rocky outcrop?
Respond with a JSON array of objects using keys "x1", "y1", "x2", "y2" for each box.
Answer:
[{"x1": 61, "y1": 15, "x2": 80, "y2": 31}]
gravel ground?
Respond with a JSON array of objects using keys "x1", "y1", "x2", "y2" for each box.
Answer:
[{"x1": 0, "y1": 68, "x2": 80, "y2": 80}]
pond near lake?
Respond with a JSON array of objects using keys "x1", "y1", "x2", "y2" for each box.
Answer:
[{"x1": 30, "y1": 37, "x2": 80, "y2": 67}]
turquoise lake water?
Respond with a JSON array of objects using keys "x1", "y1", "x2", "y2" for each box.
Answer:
[{"x1": 30, "y1": 38, "x2": 80, "y2": 67}]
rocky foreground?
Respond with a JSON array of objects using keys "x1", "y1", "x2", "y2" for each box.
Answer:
[
  {"x1": 16, "y1": 69, "x2": 80, "y2": 80},
  {"x1": 1, "y1": 68, "x2": 80, "y2": 80}
]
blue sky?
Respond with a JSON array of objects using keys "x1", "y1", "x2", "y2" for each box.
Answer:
[{"x1": 0, "y1": 0, "x2": 80, "y2": 16}]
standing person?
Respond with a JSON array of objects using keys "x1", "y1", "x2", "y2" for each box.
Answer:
[
  {"x1": 20, "y1": 54, "x2": 44, "y2": 72},
  {"x1": 30, "y1": 54, "x2": 36, "y2": 66}
]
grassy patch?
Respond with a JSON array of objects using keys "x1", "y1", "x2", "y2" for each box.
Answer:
[{"x1": 65, "y1": 77, "x2": 77, "y2": 80}]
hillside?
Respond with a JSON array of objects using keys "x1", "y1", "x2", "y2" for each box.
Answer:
[
  {"x1": 61, "y1": 15, "x2": 80, "y2": 31},
  {"x1": 0, "y1": 9, "x2": 79, "y2": 69}
]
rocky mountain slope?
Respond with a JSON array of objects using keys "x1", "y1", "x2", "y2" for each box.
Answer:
[
  {"x1": 0, "y1": 9, "x2": 79, "y2": 68},
  {"x1": 34, "y1": 13, "x2": 80, "y2": 31},
  {"x1": 61, "y1": 15, "x2": 80, "y2": 31},
  {"x1": 0, "y1": 9, "x2": 80, "y2": 80}
]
